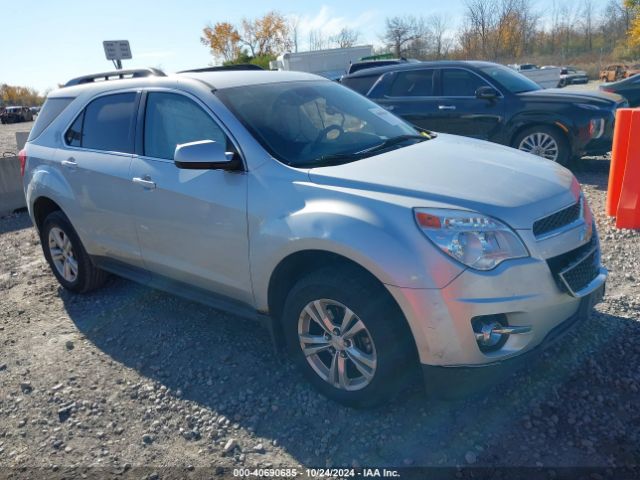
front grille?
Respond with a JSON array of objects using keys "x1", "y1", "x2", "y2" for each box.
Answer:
[
  {"x1": 533, "y1": 200, "x2": 581, "y2": 238},
  {"x1": 559, "y1": 249, "x2": 599, "y2": 294},
  {"x1": 546, "y1": 235, "x2": 599, "y2": 295}
]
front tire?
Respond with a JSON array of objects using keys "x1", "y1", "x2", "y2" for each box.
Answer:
[
  {"x1": 282, "y1": 266, "x2": 417, "y2": 408},
  {"x1": 513, "y1": 126, "x2": 570, "y2": 166},
  {"x1": 41, "y1": 211, "x2": 108, "y2": 293}
]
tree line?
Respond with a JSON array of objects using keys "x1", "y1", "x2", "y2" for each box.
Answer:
[
  {"x1": 1, "y1": 84, "x2": 43, "y2": 107},
  {"x1": 202, "y1": 0, "x2": 640, "y2": 69}
]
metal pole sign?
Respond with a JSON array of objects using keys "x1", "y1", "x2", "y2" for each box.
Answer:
[{"x1": 103, "y1": 40, "x2": 132, "y2": 70}]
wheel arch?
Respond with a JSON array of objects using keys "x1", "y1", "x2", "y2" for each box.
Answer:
[
  {"x1": 32, "y1": 196, "x2": 64, "y2": 233},
  {"x1": 268, "y1": 250, "x2": 382, "y2": 322},
  {"x1": 266, "y1": 248, "x2": 421, "y2": 366}
]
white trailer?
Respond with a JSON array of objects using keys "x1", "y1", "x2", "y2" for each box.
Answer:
[{"x1": 270, "y1": 45, "x2": 374, "y2": 80}]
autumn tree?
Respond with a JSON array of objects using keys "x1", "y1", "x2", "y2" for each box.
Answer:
[
  {"x1": 201, "y1": 11, "x2": 291, "y2": 64},
  {"x1": 0, "y1": 84, "x2": 43, "y2": 107},
  {"x1": 240, "y1": 11, "x2": 291, "y2": 57},
  {"x1": 627, "y1": 0, "x2": 640, "y2": 46},
  {"x1": 201, "y1": 22, "x2": 241, "y2": 62}
]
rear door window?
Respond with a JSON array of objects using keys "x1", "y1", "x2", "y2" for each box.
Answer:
[
  {"x1": 28, "y1": 97, "x2": 74, "y2": 141},
  {"x1": 80, "y1": 93, "x2": 137, "y2": 153},
  {"x1": 388, "y1": 70, "x2": 435, "y2": 97}
]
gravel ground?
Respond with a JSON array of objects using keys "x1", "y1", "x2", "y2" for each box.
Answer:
[{"x1": 0, "y1": 128, "x2": 639, "y2": 478}]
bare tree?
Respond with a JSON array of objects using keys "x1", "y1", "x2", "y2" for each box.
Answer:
[
  {"x1": 464, "y1": 0, "x2": 498, "y2": 58},
  {"x1": 331, "y1": 27, "x2": 360, "y2": 48},
  {"x1": 582, "y1": 0, "x2": 595, "y2": 52},
  {"x1": 428, "y1": 14, "x2": 452, "y2": 59},
  {"x1": 288, "y1": 15, "x2": 300, "y2": 53},
  {"x1": 309, "y1": 29, "x2": 327, "y2": 51},
  {"x1": 382, "y1": 16, "x2": 427, "y2": 57}
]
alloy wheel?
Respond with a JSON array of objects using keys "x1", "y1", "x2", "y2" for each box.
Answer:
[
  {"x1": 518, "y1": 132, "x2": 560, "y2": 161},
  {"x1": 48, "y1": 227, "x2": 78, "y2": 283},
  {"x1": 298, "y1": 299, "x2": 377, "y2": 391}
]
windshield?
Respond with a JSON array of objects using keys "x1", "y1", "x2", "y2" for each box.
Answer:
[
  {"x1": 478, "y1": 64, "x2": 542, "y2": 93},
  {"x1": 216, "y1": 80, "x2": 423, "y2": 167}
]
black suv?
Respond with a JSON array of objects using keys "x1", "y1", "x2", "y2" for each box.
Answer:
[{"x1": 341, "y1": 61, "x2": 626, "y2": 165}]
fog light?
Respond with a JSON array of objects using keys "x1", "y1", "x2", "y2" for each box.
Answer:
[{"x1": 471, "y1": 315, "x2": 532, "y2": 353}]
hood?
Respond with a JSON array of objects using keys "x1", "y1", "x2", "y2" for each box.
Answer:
[
  {"x1": 308, "y1": 134, "x2": 579, "y2": 229},
  {"x1": 519, "y1": 88, "x2": 624, "y2": 107}
]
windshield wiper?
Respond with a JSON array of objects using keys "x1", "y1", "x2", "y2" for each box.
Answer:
[
  {"x1": 300, "y1": 151, "x2": 369, "y2": 167},
  {"x1": 299, "y1": 134, "x2": 431, "y2": 168},
  {"x1": 355, "y1": 134, "x2": 429, "y2": 155}
]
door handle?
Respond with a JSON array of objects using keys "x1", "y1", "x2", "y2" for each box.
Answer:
[
  {"x1": 132, "y1": 176, "x2": 156, "y2": 190},
  {"x1": 438, "y1": 105, "x2": 456, "y2": 111},
  {"x1": 61, "y1": 158, "x2": 77, "y2": 168},
  {"x1": 383, "y1": 105, "x2": 395, "y2": 111}
]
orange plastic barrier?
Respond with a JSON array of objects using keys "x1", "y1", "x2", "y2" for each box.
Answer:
[
  {"x1": 606, "y1": 109, "x2": 633, "y2": 217},
  {"x1": 615, "y1": 109, "x2": 640, "y2": 229}
]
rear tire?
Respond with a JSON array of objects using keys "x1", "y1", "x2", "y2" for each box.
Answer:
[
  {"x1": 282, "y1": 265, "x2": 418, "y2": 408},
  {"x1": 41, "y1": 211, "x2": 108, "y2": 293},
  {"x1": 513, "y1": 125, "x2": 571, "y2": 166}
]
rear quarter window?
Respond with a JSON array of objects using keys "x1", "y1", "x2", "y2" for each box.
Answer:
[
  {"x1": 340, "y1": 75, "x2": 380, "y2": 96},
  {"x1": 27, "y1": 97, "x2": 74, "y2": 141}
]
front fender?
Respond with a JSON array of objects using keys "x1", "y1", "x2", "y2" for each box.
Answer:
[{"x1": 248, "y1": 166, "x2": 464, "y2": 311}]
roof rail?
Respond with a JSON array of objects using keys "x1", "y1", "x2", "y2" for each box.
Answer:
[
  {"x1": 177, "y1": 64, "x2": 264, "y2": 73},
  {"x1": 64, "y1": 68, "x2": 166, "y2": 87}
]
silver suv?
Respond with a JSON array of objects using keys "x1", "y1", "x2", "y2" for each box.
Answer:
[{"x1": 22, "y1": 68, "x2": 607, "y2": 407}]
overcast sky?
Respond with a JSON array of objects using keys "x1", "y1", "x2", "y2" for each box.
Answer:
[{"x1": 3, "y1": 0, "x2": 580, "y2": 93}]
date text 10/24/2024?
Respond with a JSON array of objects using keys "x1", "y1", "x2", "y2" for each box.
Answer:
[{"x1": 232, "y1": 468, "x2": 401, "y2": 478}]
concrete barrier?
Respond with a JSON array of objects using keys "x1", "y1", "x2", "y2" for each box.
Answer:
[
  {"x1": 0, "y1": 156, "x2": 26, "y2": 216},
  {"x1": 15, "y1": 132, "x2": 29, "y2": 151}
]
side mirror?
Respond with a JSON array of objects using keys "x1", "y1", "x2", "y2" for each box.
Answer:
[
  {"x1": 476, "y1": 86, "x2": 499, "y2": 100},
  {"x1": 174, "y1": 140, "x2": 238, "y2": 170}
]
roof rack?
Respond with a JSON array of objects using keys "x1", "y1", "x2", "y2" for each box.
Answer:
[
  {"x1": 177, "y1": 64, "x2": 264, "y2": 73},
  {"x1": 64, "y1": 68, "x2": 166, "y2": 87}
]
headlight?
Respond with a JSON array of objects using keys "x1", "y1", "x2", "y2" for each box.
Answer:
[{"x1": 414, "y1": 209, "x2": 529, "y2": 270}]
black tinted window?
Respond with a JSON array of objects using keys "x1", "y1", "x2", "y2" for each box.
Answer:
[
  {"x1": 341, "y1": 75, "x2": 379, "y2": 95},
  {"x1": 65, "y1": 111, "x2": 84, "y2": 147},
  {"x1": 28, "y1": 97, "x2": 74, "y2": 141},
  {"x1": 144, "y1": 92, "x2": 227, "y2": 160},
  {"x1": 82, "y1": 93, "x2": 137, "y2": 153},
  {"x1": 389, "y1": 70, "x2": 435, "y2": 97},
  {"x1": 442, "y1": 69, "x2": 489, "y2": 97}
]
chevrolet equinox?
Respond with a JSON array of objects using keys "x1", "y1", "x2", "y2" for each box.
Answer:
[{"x1": 21, "y1": 68, "x2": 607, "y2": 407}]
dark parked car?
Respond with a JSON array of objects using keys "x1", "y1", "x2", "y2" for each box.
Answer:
[
  {"x1": 340, "y1": 61, "x2": 626, "y2": 165},
  {"x1": 559, "y1": 66, "x2": 589, "y2": 86},
  {"x1": 600, "y1": 74, "x2": 640, "y2": 107},
  {"x1": 346, "y1": 58, "x2": 417, "y2": 75},
  {"x1": 0, "y1": 106, "x2": 34, "y2": 124}
]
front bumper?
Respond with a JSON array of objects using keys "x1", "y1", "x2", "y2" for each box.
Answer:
[
  {"x1": 420, "y1": 281, "x2": 604, "y2": 397},
  {"x1": 385, "y1": 220, "x2": 607, "y2": 371},
  {"x1": 583, "y1": 136, "x2": 614, "y2": 156}
]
